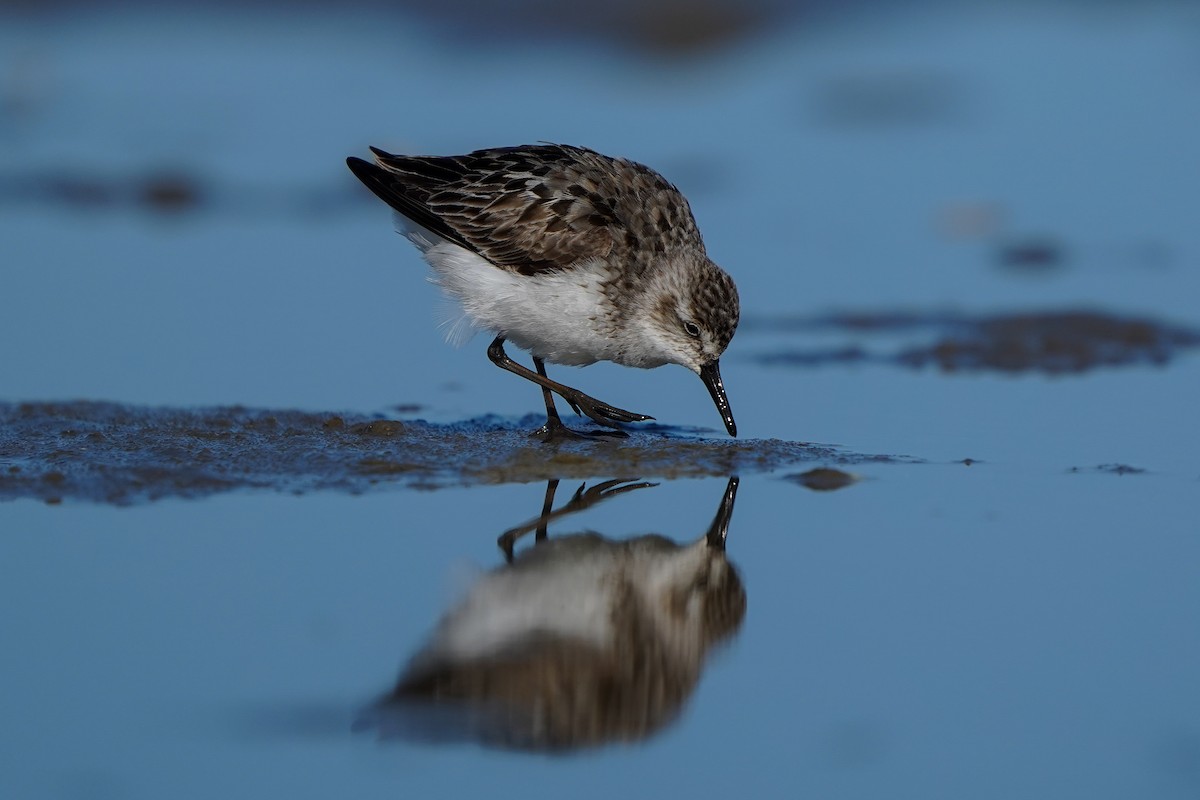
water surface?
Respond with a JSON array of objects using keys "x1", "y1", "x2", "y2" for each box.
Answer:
[{"x1": 2, "y1": 2, "x2": 1199, "y2": 798}]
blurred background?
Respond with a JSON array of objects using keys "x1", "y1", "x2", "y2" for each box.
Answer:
[
  {"x1": 3, "y1": 3, "x2": 1200, "y2": 798},
  {"x1": 3, "y1": 0, "x2": 1197, "y2": 438}
]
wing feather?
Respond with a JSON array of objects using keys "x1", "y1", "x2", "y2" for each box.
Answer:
[{"x1": 347, "y1": 144, "x2": 702, "y2": 277}]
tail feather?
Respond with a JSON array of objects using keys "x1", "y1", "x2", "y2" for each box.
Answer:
[{"x1": 368, "y1": 147, "x2": 467, "y2": 184}]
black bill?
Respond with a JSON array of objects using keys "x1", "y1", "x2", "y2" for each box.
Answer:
[{"x1": 699, "y1": 360, "x2": 737, "y2": 437}]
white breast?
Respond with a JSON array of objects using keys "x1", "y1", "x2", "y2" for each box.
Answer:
[{"x1": 401, "y1": 220, "x2": 621, "y2": 366}]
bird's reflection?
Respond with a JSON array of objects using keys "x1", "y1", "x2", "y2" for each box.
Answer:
[{"x1": 359, "y1": 477, "x2": 745, "y2": 752}]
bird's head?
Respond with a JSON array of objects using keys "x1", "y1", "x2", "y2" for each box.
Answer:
[{"x1": 635, "y1": 254, "x2": 740, "y2": 436}]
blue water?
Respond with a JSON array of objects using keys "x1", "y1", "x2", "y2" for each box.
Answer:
[{"x1": 2, "y1": 2, "x2": 1199, "y2": 798}]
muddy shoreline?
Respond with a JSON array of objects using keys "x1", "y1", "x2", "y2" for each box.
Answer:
[{"x1": 0, "y1": 401, "x2": 916, "y2": 505}]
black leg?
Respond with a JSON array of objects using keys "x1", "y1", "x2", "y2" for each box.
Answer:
[
  {"x1": 531, "y1": 357, "x2": 634, "y2": 439},
  {"x1": 529, "y1": 357, "x2": 585, "y2": 440},
  {"x1": 486, "y1": 336, "x2": 654, "y2": 429},
  {"x1": 534, "y1": 357, "x2": 565, "y2": 425}
]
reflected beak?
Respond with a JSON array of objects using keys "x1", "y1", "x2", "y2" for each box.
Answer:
[
  {"x1": 705, "y1": 477, "x2": 740, "y2": 550},
  {"x1": 699, "y1": 360, "x2": 737, "y2": 437}
]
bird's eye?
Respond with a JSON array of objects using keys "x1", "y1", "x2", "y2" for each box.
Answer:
[{"x1": 683, "y1": 321, "x2": 702, "y2": 338}]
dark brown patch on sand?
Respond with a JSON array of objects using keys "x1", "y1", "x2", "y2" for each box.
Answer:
[
  {"x1": 785, "y1": 467, "x2": 859, "y2": 491},
  {"x1": 0, "y1": 401, "x2": 914, "y2": 505},
  {"x1": 751, "y1": 309, "x2": 1200, "y2": 375}
]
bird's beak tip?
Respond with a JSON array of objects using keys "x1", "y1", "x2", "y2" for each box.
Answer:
[{"x1": 699, "y1": 360, "x2": 737, "y2": 438}]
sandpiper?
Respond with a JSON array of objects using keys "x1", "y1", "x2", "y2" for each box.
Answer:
[{"x1": 346, "y1": 144, "x2": 740, "y2": 438}]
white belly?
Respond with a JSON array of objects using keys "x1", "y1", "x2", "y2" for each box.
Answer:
[{"x1": 414, "y1": 235, "x2": 621, "y2": 366}]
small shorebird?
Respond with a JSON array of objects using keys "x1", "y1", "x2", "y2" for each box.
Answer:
[{"x1": 346, "y1": 144, "x2": 739, "y2": 438}]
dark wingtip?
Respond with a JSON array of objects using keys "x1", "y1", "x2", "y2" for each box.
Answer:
[
  {"x1": 346, "y1": 148, "x2": 397, "y2": 178},
  {"x1": 345, "y1": 155, "x2": 396, "y2": 204}
]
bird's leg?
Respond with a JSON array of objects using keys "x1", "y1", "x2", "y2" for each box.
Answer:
[
  {"x1": 528, "y1": 357, "x2": 627, "y2": 440},
  {"x1": 535, "y1": 358, "x2": 563, "y2": 423},
  {"x1": 486, "y1": 336, "x2": 655, "y2": 430},
  {"x1": 531, "y1": 356, "x2": 575, "y2": 440}
]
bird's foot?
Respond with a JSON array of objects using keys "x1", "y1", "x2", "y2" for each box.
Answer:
[
  {"x1": 555, "y1": 388, "x2": 654, "y2": 428},
  {"x1": 532, "y1": 417, "x2": 628, "y2": 442}
]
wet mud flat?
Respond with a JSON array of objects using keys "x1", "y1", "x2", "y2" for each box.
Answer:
[
  {"x1": 0, "y1": 401, "x2": 912, "y2": 505},
  {"x1": 749, "y1": 309, "x2": 1200, "y2": 374}
]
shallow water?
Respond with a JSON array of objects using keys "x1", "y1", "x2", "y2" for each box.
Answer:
[{"x1": 3, "y1": 2, "x2": 1200, "y2": 798}]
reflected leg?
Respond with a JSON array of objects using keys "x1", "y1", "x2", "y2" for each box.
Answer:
[{"x1": 497, "y1": 478, "x2": 658, "y2": 560}]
